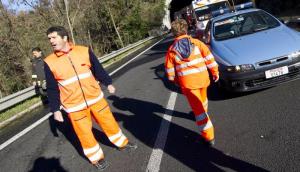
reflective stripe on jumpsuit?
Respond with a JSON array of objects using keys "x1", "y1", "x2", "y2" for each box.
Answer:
[
  {"x1": 165, "y1": 35, "x2": 219, "y2": 142},
  {"x1": 45, "y1": 45, "x2": 129, "y2": 164}
]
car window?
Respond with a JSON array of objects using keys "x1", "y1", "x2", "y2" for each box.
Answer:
[
  {"x1": 194, "y1": 1, "x2": 229, "y2": 21},
  {"x1": 195, "y1": 6, "x2": 211, "y2": 21},
  {"x1": 213, "y1": 10, "x2": 280, "y2": 41}
]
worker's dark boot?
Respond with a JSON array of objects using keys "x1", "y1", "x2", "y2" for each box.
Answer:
[
  {"x1": 198, "y1": 137, "x2": 215, "y2": 147},
  {"x1": 204, "y1": 139, "x2": 215, "y2": 147},
  {"x1": 118, "y1": 142, "x2": 138, "y2": 152},
  {"x1": 94, "y1": 159, "x2": 109, "y2": 171}
]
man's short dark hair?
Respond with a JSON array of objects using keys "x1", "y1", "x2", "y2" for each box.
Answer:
[
  {"x1": 32, "y1": 47, "x2": 42, "y2": 52},
  {"x1": 46, "y1": 26, "x2": 69, "y2": 41}
]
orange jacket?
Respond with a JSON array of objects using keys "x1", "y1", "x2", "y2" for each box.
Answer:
[
  {"x1": 165, "y1": 35, "x2": 219, "y2": 89},
  {"x1": 44, "y1": 46, "x2": 104, "y2": 113}
]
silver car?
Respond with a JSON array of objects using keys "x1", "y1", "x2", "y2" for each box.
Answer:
[{"x1": 202, "y1": 7, "x2": 300, "y2": 92}]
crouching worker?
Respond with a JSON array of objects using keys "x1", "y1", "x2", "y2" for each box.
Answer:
[
  {"x1": 44, "y1": 26, "x2": 137, "y2": 171},
  {"x1": 165, "y1": 19, "x2": 219, "y2": 146}
]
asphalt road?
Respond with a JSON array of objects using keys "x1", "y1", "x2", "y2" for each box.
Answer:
[{"x1": 0, "y1": 36, "x2": 299, "y2": 172}]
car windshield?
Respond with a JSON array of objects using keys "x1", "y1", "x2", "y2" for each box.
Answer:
[
  {"x1": 213, "y1": 10, "x2": 280, "y2": 41},
  {"x1": 195, "y1": 1, "x2": 229, "y2": 21}
]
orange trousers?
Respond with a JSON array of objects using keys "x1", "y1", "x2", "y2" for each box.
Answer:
[
  {"x1": 182, "y1": 87, "x2": 214, "y2": 141},
  {"x1": 68, "y1": 98, "x2": 128, "y2": 164}
]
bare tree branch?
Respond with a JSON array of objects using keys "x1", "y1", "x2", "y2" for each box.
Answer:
[
  {"x1": 63, "y1": 0, "x2": 75, "y2": 43},
  {"x1": 104, "y1": 1, "x2": 124, "y2": 48},
  {"x1": 22, "y1": 0, "x2": 54, "y2": 25},
  {"x1": 71, "y1": 0, "x2": 81, "y2": 26}
]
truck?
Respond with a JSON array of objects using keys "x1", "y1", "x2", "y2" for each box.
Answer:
[{"x1": 190, "y1": 0, "x2": 231, "y2": 39}]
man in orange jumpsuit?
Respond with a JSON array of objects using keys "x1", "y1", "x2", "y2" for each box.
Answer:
[
  {"x1": 44, "y1": 26, "x2": 137, "y2": 171},
  {"x1": 165, "y1": 19, "x2": 219, "y2": 146}
]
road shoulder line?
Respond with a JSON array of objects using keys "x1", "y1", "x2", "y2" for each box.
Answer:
[{"x1": 146, "y1": 91, "x2": 177, "y2": 172}]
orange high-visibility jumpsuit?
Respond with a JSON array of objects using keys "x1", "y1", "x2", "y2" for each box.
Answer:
[
  {"x1": 165, "y1": 35, "x2": 219, "y2": 142},
  {"x1": 45, "y1": 45, "x2": 128, "y2": 164}
]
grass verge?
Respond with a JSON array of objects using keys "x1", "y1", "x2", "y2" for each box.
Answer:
[{"x1": 0, "y1": 96, "x2": 40, "y2": 123}]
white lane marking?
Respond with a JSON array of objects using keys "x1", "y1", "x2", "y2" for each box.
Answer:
[
  {"x1": 0, "y1": 112, "x2": 52, "y2": 150},
  {"x1": 0, "y1": 37, "x2": 166, "y2": 151},
  {"x1": 146, "y1": 92, "x2": 177, "y2": 172}
]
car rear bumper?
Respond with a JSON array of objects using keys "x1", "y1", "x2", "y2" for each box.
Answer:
[{"x1": 220, "y1": 61, "x2": 300, "y2": 92}]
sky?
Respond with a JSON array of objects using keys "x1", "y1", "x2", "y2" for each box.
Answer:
[{"x1": 2, "y1": 0, "x2": 34, "y2": 12}]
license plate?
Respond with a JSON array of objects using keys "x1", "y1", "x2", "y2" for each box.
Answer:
[{"x1": 265, "y1": 66, "x2": 289, "y2": 79}]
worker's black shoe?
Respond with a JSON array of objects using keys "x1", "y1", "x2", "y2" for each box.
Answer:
[
  {"x1": 204, "y1": 139, "x2": 215, "y2": 147},
  {"x1": 94, "y1": 159, "x2": 109, "y2": 171},
  {"x1": 118, "y1": 142, "x2": 138, "y2": 152}
]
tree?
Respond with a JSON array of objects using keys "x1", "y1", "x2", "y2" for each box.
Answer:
[{"x1": 0, "y1": 0, "x2": 166, "y2": 96}]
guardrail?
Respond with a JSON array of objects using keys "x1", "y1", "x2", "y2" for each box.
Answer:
[
  {"x1": 0, "y1": 36, "x2": 156, "y2": 112},
  {"x1": 99, "y1": 36, "x2": 154, "y2": 63},
  {"x1": 0, "y1": 86, "x2": 36, "y2": 112}
]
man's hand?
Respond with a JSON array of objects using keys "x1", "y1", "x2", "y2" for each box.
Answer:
[
  {"x1": 107, "y1": 85, "x2": 116, "y2": 94},
  {"x1": 213, "y1": 74, "x2": 219, "y2": 82},
  {"x1": 54, "y1": 111, "x2": 64, "y2": 122}
]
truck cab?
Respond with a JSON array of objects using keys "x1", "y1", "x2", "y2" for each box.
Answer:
[{"x1": 191, "y1": 0, "x2": 230, "y2": 40}]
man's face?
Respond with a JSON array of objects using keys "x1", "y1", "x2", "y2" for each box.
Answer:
[
  {"x1": 32, "y1": 51, "x2": 42, "y2": 58},
  {"x1": 47, "y1": 31, "x2": 67, "y2": 51}
]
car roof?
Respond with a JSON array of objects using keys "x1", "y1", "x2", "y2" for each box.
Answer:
[{"x1": 212, "y1": 8, "x2": 262, "y2": 22}]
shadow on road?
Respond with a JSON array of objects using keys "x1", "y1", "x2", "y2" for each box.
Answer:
[
  {"x1": 108, "y1": 95, "x2": 269, "y2": 172},
  {"x1": 151, "y1": 63, "x2": 182, "y2": 94},
  {"x1": 207, "y1": 83, "x2": 273, "y2": 101},
  {"x1": 29, "y1": 157, "x2": 67, "y2": 172},
  {"x1": 150, "y1": 62, "x2": 269, "y2": 101},
  {"x1": 207, "y1": 83, "x2": 251, "y2": 101},
  {"x1": 48, "y1": 111, "x2": 116, "y2": 163}
]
